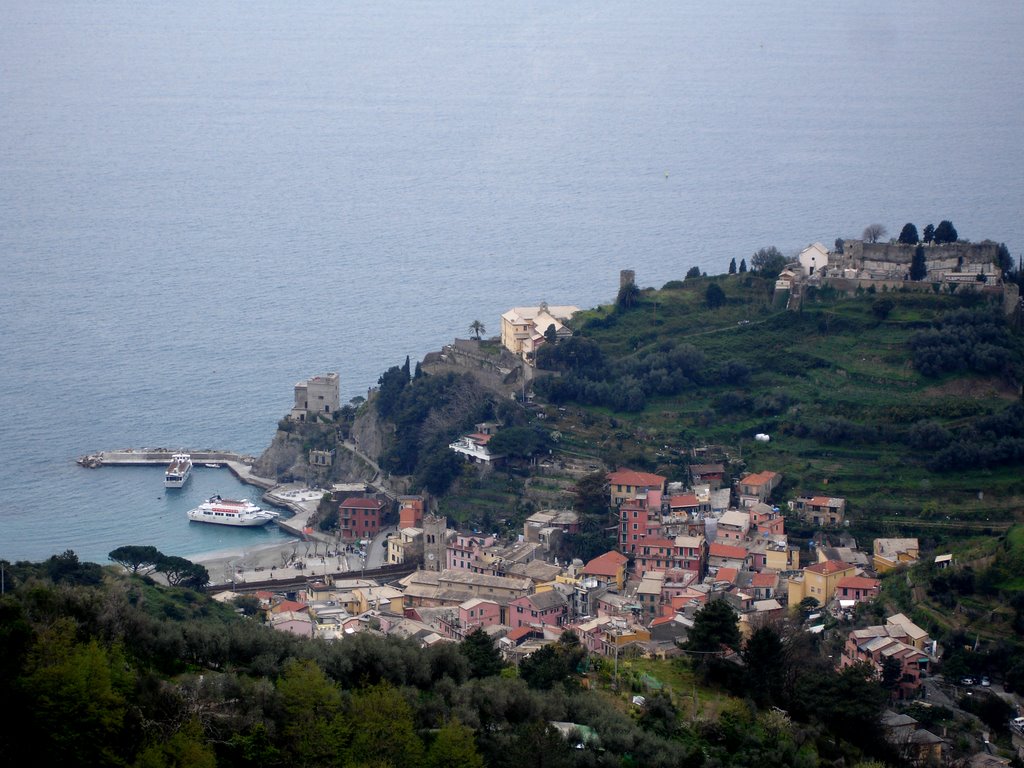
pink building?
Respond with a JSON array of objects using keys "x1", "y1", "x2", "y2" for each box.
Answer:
[
  {"x1": 834, "y1": 575, "x2": 881, "y2": 603},
  {"x1": 633, "y1": 535, "x2": 707, "y2": 578},
  {"x1": 459, "y1": 598, "x2": 501, "y2": 634},
  {"x1": 619, "y1": 498, "x2": 651, "y2": 552},
  {"x1": 509, "y1": 590, "x2": 568, "y2": 629},
  {"x1": 750, "y1": 502, "x2": 785, "y2": 536},
  {"x1": 446, "y1": 533, "x2": 496, "y2": 571}
]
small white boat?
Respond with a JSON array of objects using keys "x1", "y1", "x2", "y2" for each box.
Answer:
[
  {"x1": 204, "y1": 463, "x2": 220, "y2": 468},
  {"x1": 187, "y1": 495, "x2": 279, "y2": 527},
  {"x1": 164, "y1": 453, "x2": 193, "y2": 488}
]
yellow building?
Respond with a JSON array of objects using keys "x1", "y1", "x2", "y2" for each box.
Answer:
[
  {"x1": 873, "y1": 538, "x2": 919, "y2": 573},
  {"x1": 765, "y1": 542, "x2": 799, "y2": 572},
  {"x1": 500, "y1": 303, "x2": 579, "y2": 360},
  {"x1": 787, "y1": 559, "x2": 856, "y2": 606}
]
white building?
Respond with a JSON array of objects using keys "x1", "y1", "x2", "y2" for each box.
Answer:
[{"x1": 798, "y1": 242, "x2": 829, "y2": 277}]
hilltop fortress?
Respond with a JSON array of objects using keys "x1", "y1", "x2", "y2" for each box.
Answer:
[
  {"x1": 778, "y1": 239, "x2": 1019, "y2": 318},
  {"x1": 833, "y1": 239, "x2": 1002, "y2": 283}
]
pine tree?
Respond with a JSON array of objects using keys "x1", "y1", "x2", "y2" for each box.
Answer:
[
  {"x1": 739, "y1": 258, "x2": 747, "y2": 273},
  {"x1": 728, "y1": 257, "x2": 737, "y2": 274}
]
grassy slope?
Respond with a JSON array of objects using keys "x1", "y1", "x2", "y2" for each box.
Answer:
[{"x1": 544, "y1": 275, "x2": 1023, "y2": 539}]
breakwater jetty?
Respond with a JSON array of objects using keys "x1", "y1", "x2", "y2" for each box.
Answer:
[{"x1": 76, "y1": 449, "x2": 328, "y2": 539}]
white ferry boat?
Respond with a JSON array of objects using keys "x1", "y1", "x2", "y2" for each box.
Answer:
[
  {"x1": 187, "y1": 495, "x2": 279, "y2": 527},
  {"x1": 164, "y1": 453, "x2": 193, "y2": 488}
]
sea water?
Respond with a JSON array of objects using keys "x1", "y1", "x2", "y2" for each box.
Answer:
[{"x1": 1, "y1": 0, "x2": 1022, "y2": 564}]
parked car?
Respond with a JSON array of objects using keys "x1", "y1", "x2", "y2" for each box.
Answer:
[
  {"x1": 959, "y1": 677, "x2": 975, "y2": 686},
  {"x1": 1011, "y1": 716, "x2": 1024, "y2": 733},
  {"x1": 981, "y1": 676, "x2": 990, "y2": 687}
]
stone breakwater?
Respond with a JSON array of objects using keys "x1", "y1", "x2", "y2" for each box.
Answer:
[{"x1": 76, "y1": 448, "x2": 324, "y2": 536}]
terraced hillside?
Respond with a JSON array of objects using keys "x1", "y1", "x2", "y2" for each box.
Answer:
[{"x1": 533, "y1": 274, "x2": 1024, "y2": 538}]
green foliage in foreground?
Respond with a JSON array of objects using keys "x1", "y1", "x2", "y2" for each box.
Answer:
[{"x1": 0, "y1": 559, "x2": 910, "y2": 768}]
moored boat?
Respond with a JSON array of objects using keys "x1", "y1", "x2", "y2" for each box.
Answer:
[
  {"x1": 187, "y1": 495, "x2": 279, "y2": 527},
  {"x1": 164, "y1": 453, "x2": 193, "y2": 488}
]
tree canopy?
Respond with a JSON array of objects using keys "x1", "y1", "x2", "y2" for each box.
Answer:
[
  {"x1": 897, "y1": 222, "x2": 919, "y2": 245},
  {"x1": 934, "y1": 219, "x2": 958, "y2": 244},
  {"x1": 705, "y1": 282, "x2": 726, "y2": 309},
  {"x1": 750, "y1": 246, "x2": 786, "y2": 278}
]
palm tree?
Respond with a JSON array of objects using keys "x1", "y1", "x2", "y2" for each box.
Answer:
[{"x1": 469, "y1": 320, "x2": 485, "y2": 340}]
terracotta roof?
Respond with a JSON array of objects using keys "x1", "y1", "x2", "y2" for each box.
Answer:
[
  {"x1": 272, "y1": 599, "x2": 307, "y2": 613},
  {"x1": 583, "y1": 550, "x2": 628, "y2": 576},
  {"x1": 669, "y1": 494, "x2": 700, "y2": 508},
  {"x1": 339, "y1": 497, "x2": 387, "y2": 509},
  {"x1": 639, "y1": 537, "x2": 675, "y2": 550},
  {"x1": 709, "y1": 542, "x2": 747, "y2": 559},
  {"x1": 836, "y1": 576, "x2": 880, "y2": 590},
  {"x1": 650, "y1": 614, "x2": 678, "y2": 627},
  {"x1": 607, "y1": 469, "x2": 666, "y2": 488},
  {"x1": 715, "y1": 567, "x2": 738, "y2": 584},
  {"x1": 505, "y1": 625, "x2": 538, "y2": 643},
  {"x1": 751, "y1": 572, "x2": 778, "y2": 587},
  {"x1": 740, "y1": 471, "x2": 779, "y2": 487},
  {"x1": 805, "y1": 560, "x2": 853, "y2": 575}
]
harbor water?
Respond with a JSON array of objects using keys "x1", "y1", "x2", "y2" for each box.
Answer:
[{"x1": 1, "y1": 0, "x2": 1022, "y2": 563}]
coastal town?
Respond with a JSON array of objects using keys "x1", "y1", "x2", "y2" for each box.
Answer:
[
  {"x1": 187, "y1": 337, "x2": 1021, "y2": 764},
  {"x1": 76, "y1": 234, "x2": 1024, "y2": 764}
]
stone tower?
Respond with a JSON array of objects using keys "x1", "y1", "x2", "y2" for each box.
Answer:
[
  {"x1": 620, "y1": 269, "x2": 635, "y2": 289},
  {"x1": 421, "y1": 514, "x2": 448, "y2": 572}
]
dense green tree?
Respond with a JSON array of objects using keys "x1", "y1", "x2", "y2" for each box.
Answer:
[
  {"x1": 834, "y1": 237, "x2": 845, "y2": 253},
  {"x1": 413, "y1": 444, "x2": 463, "y2": 496},
  {"x1": 897, "y1": 222, "x2": 919, "y2": 245},
  {"x1": 134, "y1": 718, "x2": 217, "y2": 768},
  {"x1": 750, "y1": 246, "x2": 786, "y2": 277},
  {"x1": 871, "y1": 297, "x2": 895, "y2": 320},
  {"x1": 20, "y1": 619, "x2": 130, "y2": 768},
  {"x1": 108, "y1": 545, "x2": 163, "y2": 574},
  {"x1": 461, "y1": 627, "x2": 504, "y2": 679},
  {"x1": 934, "y1": 219, "x2": 958, "y2": 244},
  {"x1": 46, "y1": 549, "x2": 103, "y2": 586},
  {"x1": 705, "y1": 282, "x2": 726, "y2": 309},
  {"x1": 728, "y1": 257, "x2": 737, "y2": 274},
  {"x1": 426, "y1": 719, "x2": 485, "y2": 768},
  {"x1": 742, "y1": 626, "x2": 786, "y2": 706},
  {"x1": 922, "y1": 223, "x2": 935, "y2": 243},
  {"x1": 572, "y1": 471, "x2": 609, "y2": 516},
  {"x1": 486, "y1": 426, "x2": 551, "y2": 460},
  {"x1": 910, "y1": 244, "x2": 928, "y2": 280},
  {"x1": 738, "y1": 257, "x2": 747, "y2": 273},
  {"x1": 543, "y1": 323, "x2": 557, "y2": 345},
  {"x1": 881, "y1": 654, "x2": 902, "y2": 693},
  {"x1": 276, "y1": 659, "x2": 346, "y2": 765},
  {"x1": 345, "y1": 684, "x2": 425, "y2": 767},
  {"x1": 996, "y1": 242, "x2": 1013, "y2": 275},
  {"x1": 685, "y1": 599, "x2": 740, "y2": 655},
  {"x1": 686, "y1": 266, "x2": 702, "y2": 279},
  {"x1": 156, "y1": 555, "x2": 208, "y2": 589},
  {"x1": 519, "y1": 631, "x2": 585, "y2": 690},
  {"x1": 376, "y1": 363, "x2": 411, "y2": 419}
]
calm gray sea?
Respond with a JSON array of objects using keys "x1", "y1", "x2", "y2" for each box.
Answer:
[{"x1": 1, "y1": 0, "x2": 1022, "y2": 564}]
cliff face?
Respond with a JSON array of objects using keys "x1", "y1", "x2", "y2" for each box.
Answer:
[{"x1": 251, "y1": 404, "x2": 392, "y2": 486}]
